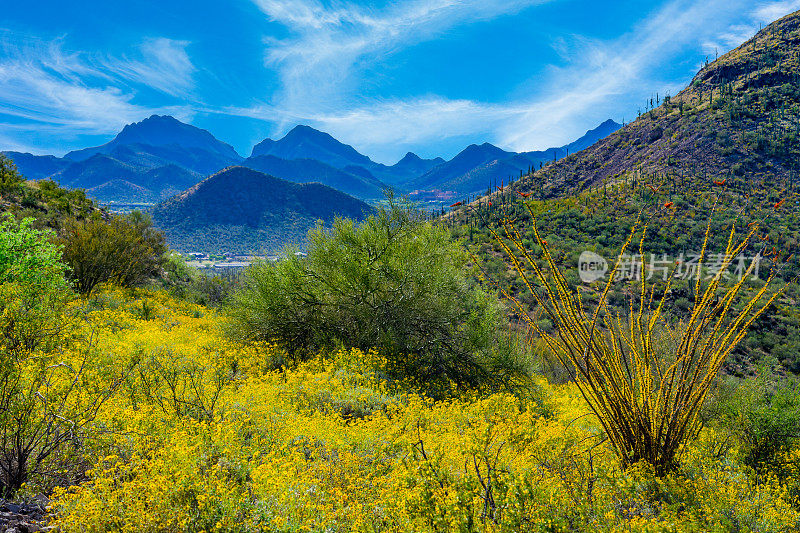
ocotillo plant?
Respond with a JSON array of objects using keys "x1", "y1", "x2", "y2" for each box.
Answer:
[{"x1": 485, "y1": 203, "x2": 787, "y2": 474}]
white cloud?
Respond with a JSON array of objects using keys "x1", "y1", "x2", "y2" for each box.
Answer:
[
  {"x1": 101, "y1": 38, "x2": 196, "y2": 97},
  {"x1": 701, "y1": 0, "x2": 800, "y2": 55},
  {"x1": 244, "y1": 0, "x2": 800, "y2": 161},
  {"x1": 7, "y1": 0, "x2": 799, "y2": 160},
  {"x1": 700, "y1": 25, "x2": 758, "y2": 55},
  {"x1": 226, "y1": 96, "x2": 517, "y2": 158},
  {"x1": 0, "y1": 33, "x2": 196, "y2": 152},
  {"x1": 221, "y1": 97, "x2": 498, "y2": 161},
  {"x1": 316, "y1": 98, "x2": 515, "y2": 145},
  {"x1": 243, "y1": 0, "x2": 800, "y2": 162},
  {"x1": 753, "y1": 0, "x2": 800, "y2": 23},
  {"x1": 253, "y1": 0, "x2": 551, "y2": 119},
  {"x1": 498, "y1": 0, "x2": 746, "y2": 151},
  {"x1": 0, "y1": 41, "x2": 143, "y2": 131}
]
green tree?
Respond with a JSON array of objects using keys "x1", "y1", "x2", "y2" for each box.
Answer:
[
  {"x1": 0, "y1": 155, "x2": 23, "y2": 197},
  {"x1": 710, "y1": 364, "x2": 800, "y2": 476},
  {"x1": 58, "y1": 212, "x2": 168, "y2": 296},
  {"x1": 227, "y1": 198, "x2": 528, "y2": 396}
]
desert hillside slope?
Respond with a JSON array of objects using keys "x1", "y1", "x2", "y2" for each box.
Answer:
[{"x1": 512, "y1": 10, "x2": 800, "y2": 197}]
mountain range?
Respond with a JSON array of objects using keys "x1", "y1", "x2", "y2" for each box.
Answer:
[
  {"x1": 401, "y1": 119, "x2": 622, "y2": 195},
  {"x1": 4, "y1": 116, "x2": 620, "y2": 204},
  {"x1": 1, "y1": 90, "x2": 620, "y2": 256}
]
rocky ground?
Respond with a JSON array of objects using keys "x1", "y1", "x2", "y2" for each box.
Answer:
[{"x1": 0, "y1": 500, "x2": 52, "y2": 533}]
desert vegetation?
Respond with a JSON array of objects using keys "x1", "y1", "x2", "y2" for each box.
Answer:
[
  {"x1": 2, "y1": 150, "x2": 800, "y2": 530},
  {"x1": 227, "y1": 196, "x2": 529, "y2": 397},
  {"x1": 3, "y1": 10, "x2": 800, "y2": 531}
]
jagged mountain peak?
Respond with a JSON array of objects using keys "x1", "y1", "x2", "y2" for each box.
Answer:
[
  {"x1": 65, "y1": 115, "x2": 241, "y2": 164},
  {"x1": 250, "y1": 125, "x2": 373, "y2": 169}
]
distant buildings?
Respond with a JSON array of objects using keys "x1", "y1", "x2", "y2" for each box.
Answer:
[
  {"x1": 213, "y1": 261, "x2": 251, "y2": 268},
  {"x1": 183, "y1": 252, "x2": 288, "y2": 269},
  {"x1": 408, "y1": 189, "x2": 457, "y2": 202}
]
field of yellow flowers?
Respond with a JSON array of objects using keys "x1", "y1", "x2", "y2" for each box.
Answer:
[{"x1": 43, "y1": 288, "x2": 800, "y2": 532}]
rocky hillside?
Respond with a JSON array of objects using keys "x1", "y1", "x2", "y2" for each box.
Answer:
[
  {"x1": 513, "y1": 10, "x2": 800, "y2": 197},
  {"x1": 448, "y1": 10, "x2": 800, "y2": 374}
]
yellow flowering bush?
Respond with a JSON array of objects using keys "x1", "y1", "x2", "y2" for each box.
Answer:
[{"x1": 29, "y1": 288, "x2": 800, "y2": 532}]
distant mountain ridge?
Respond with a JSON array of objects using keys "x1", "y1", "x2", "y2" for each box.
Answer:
[
  {"x1": 251, "y1": 125, "x2": 372, "y2": 169},
  {"x1": 249, "y1": 125, "x2": 445, "y2": 188},
  {"x1": 65, "y1": 115, "x2": 242, "y2": 174},
  {"x1": 3, "y1": 116, "x2": 621, "y2": 204},
  {"x1": 30, "y1": 153, "x2": 202, "y2": 203},
  {"x1": 391, "y1": 152, "x2": 447, "y2": 180},
  {"x1": 402, "y1": 119, "x2": 622, "y2": 195},
  {"x1": 151, "y1": 166, "x2": 372, "y2": 254},
  {"x1": 4, "y1": 115, "x2": 238, "y2": 203},
  {"x1": 2, "y1": 152, "x2": 69, "y2": 180},
  {"x1": 405, "y1": 143, "x2": 515, "y2": 191},
  {"x1": 563, "y1": 118, "x2": 622, "y2": 154},
  {"x1": 241, "y1": 155, "x2": 387, "y2": 199}
]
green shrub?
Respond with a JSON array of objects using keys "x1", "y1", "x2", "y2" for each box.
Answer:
[
  {"x1": 0, "y1": 214, "x2": 71, "y2": 355},
  {"x1": 710, "y1": 363, "x2": 800, "y2": 475},
  {"x1": 58, "y1": 212, "x2": 167, "y2": 296},
  {"x1": 159, "y1": 254, "x2": 237, "y2": 308},
  {"x1": 188, "y1": 273, "x2": 237, "y2": 307},
  {"x1": 0, "y1": 215, "x2": 105, "y2": 496},
  {"x1": 227, "y1": 198, "x2": 529, "y2": 396},
  {"x1": 0, "y1": 156, "x2": 23, "y2": 197}
]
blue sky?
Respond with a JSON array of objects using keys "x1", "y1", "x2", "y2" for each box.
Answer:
[{"x1": 1, "y1": 0, "x2": 799, "y2": 164}]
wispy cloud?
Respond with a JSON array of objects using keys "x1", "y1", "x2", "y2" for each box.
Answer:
[
  {"x1": 0, "y1": 39, "x2": 145, "y2": 131},
  {"x1": 503, "y1": 0, "x2": 800, "y2": 151},
  {"x1": 225, "y1": 96, "x2": 518, "y2": 158},
  {"x1": 252, "y1": 0, "x2": 551, "y2": 117},
  {"x1": 243, "y1": 0, "x2": 800, "y2": 162},
  {"x1": 701, "y1": 0, "x2": 800, "y2": 54},
  {"x1": 101, "y1": 38, "x2": 196, "y2": 97},
  {"x1": 0, "y1": 32, "x2": 196, "y2": 152},
  {"x1": 316, "y1": 98, "x2": 516, "y2": 146},
  {"x1": 499, "y1": 0, "x2": 746, "y2": 151},
  {"x1": 753, "y1": 0, "x2": 800, "y2": 23},
  {"x1": 5, "y1": 0, "x2": 800, "y2": 160}
]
